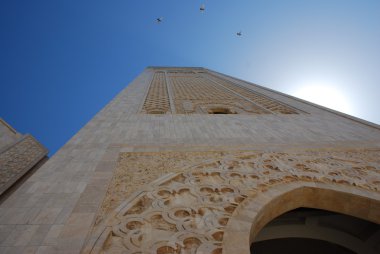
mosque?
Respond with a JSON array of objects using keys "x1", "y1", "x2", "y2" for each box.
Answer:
[{"x1": 1, "y1": 67, "x2": 380, "y2": 253}]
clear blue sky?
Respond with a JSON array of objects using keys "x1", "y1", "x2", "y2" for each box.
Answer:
[{"x1": 1, "y1": 0, "x2": 379, "y2": 155}]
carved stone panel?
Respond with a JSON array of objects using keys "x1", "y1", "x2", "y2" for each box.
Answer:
[
  {"x1": 202, "y1": 73, "x2": 299, "y2": 114},
  {"x1": 141, "y1": 72, "x2": 172, "y2": 114},
  {"x1": 84, "y1": 149, "x2": 380, "y2": 253},
  {"x1": 140, "y1": 69, "x2": 301, "y2": 115},
  {"x1": 169, "y1": 74, "x2": 267, "y2": 114},
  {"x1": 0, "y1": 135, "x2": 48, "y2": 195}
]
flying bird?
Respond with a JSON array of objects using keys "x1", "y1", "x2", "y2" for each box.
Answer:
[
  {"x1": 200, "y1": 4, "x2": 205, "y2": 12},
  {"x1": 156, "y1": 17, "x2": 163, "y2": 23},
  {"x1": 237, "y1": 31, "x2": 242, "y2": 36}
]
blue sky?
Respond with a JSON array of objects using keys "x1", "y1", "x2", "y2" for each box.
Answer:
[{"x1": 1, "y1": 0, "x2": 379, "y2": 155}]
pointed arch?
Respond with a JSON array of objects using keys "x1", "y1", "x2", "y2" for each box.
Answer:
[{"x1": 222, "y1": 182, "x2": 380, "y2": 254}]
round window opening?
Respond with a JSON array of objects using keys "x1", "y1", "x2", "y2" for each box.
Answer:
[{"x1": 208, "y1": 107, "x2": 237, "y2": 114}]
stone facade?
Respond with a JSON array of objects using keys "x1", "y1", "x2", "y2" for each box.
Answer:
[
  {"x1": 0, "y1": 119, "x2": 48, "y2": 196},
  {"x1": 0, "y1": 67, "x2": 380, "y2": 254},
  {"x1": 84, "y1": 149, "x2": 380, "y2": 253},
  {"x1": 0, "y1": 118, "x2": 21, "y2": 150},
  {"x1": 141, "y1": 69, "x2": 299, "y2": 114}
]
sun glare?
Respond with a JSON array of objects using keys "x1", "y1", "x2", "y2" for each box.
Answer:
[{"x1": 293, "y1": 83, "x2": 353, "y2": 115}]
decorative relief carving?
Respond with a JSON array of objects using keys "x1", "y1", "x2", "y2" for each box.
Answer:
[
  {"x1": 141, "y1": 70, "x2": 301, "y2": 115},
  {"x1": 0, "y1": 135, "x2": 48, "y2": 195},
  {"x1": 141, "y1": 72, "x2": 171, "y2": 114},
  {"x1": 202, "y1": 73, "x2": 298, "y2": 114},
  {"x1": 86, "y1": 149, "x2": 380, "y2": 253},
  {"x1": 97, "y1": 152, "x2": 228, "y2": 223},
  {"x1": 169, "y1": 74, "x2": 267, "y2": 114}
]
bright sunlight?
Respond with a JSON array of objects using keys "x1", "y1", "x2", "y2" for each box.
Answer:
[{"x1": 293, "y1": 84, "x2": 353, "y2": 115}]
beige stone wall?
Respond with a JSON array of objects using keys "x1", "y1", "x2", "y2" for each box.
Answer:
[
  {"x1": 82, "y1": 148, "x2": 380, "y2": 254},
  {"x1": 0, "y1": 118, "x2": 48, "y2": 197},
  {"x1": 0, "y1": 67, "x2": 379, "y2": 253},
  {"x1": 0, "y1": 135, "x2": 48, "y2": 196},
  {"x1": 0, "y1": 118, "x2": 21, "y2": 151}
]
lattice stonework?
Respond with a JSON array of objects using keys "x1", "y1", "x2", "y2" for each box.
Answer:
[
  {"x1": 141, "y1": 69, "x2": 300, "y2": 114},
  {"x1": 169, "y1": 73, "x2": 267, "y2": 114},
  {"x1": 141, "y1": 72, "x2": 171, "y2": 114},
  {"x1": 203, "y1": 73, "x2": 298, "y2": 114}
]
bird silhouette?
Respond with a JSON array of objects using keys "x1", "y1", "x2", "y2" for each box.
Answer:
[
  {"x1": 237, "y1": 31, "x2": 242, "y2": 36},
  {"x1": 200, "y1": 4, "x2": 205, "y2": 12},
  {"x1": 156, "y1": 17, "x2": 163, "y2": 23}
]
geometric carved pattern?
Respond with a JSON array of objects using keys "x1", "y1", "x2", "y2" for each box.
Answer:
[
  {"x1": 141, "y1": 69, "x2": 300, "y2": 115},
  {"x1": 169, "y1": 73, "x2": 268, "y2": 114},
  {"x1": 0, "y1": 135, "x2": 48, "y2": 195},
  {"x1": 203, "y1": 73, "x2": 298, "y2": 114},
  {"x1": 85, "y1": 149, "x2": 380, "y2": 253},
  {"x1": 141, "y1": 72, "x2": 171, "y2": 114}
]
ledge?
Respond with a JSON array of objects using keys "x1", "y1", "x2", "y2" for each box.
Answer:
[{"x1": 0, "y1": 134, "x2": 48, "y2": 196}]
